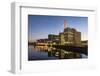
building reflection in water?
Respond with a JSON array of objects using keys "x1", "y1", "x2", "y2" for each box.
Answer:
[{"x1": 28, "y1": 44, "x2": 87, "y2": 61}]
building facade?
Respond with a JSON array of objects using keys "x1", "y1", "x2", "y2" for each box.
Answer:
[
  {"x1": 48, "y1": 34, "x2": 59, "y2": 41},
  {"x1": 59, "y1": 20, "x2": 81, "y2": 46},
  {"x1": 59, "y1": 28, "x2": 81, "y2": 45}
]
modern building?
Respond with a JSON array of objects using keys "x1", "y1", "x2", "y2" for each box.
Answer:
[
  {"x1": 36, "y1": 20, "x2": 83, "y2": 46},
  {"x1": 48, "y1": 34, "x2": 59, "y2": 45},
  {"x1": 48, "y1": 34, "x2": 59, "y2": 41},
  {"x1": 59, "y1": 20, "x2": 81, "y2": 46}
]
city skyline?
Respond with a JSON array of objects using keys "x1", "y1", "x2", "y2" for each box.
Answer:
[{"x1": 28, "y1": 15, "x2": 88, "y2": 42}]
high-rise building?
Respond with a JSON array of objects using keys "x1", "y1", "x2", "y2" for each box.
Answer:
[{"x1": 59, "y1": 20, "x2": 81, "y2": 45}]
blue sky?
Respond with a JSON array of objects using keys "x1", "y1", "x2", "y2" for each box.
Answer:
[{"x1": 28, "y1": 15, "x2": 88, "y2": 42}]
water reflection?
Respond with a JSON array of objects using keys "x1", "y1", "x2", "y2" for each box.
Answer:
[
  {"x1": 28, "y1": 45, "x2": 58, "y2": 60},
  {"x1": 28, "y1": 45, "x2": 87, "y2": 61}
]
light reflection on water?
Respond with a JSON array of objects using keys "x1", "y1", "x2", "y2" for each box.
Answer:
[
  {"x1": 28, "y1": 45, "x2": 58, "y2": 60},
  {"x1": 28, "y1": 45, "x2": 87, "y2": 61}
]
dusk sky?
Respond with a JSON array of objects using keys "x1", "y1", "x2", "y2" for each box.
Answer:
[{"x1": 28, "y1": 15, "x2": 88, "y2": 42}]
